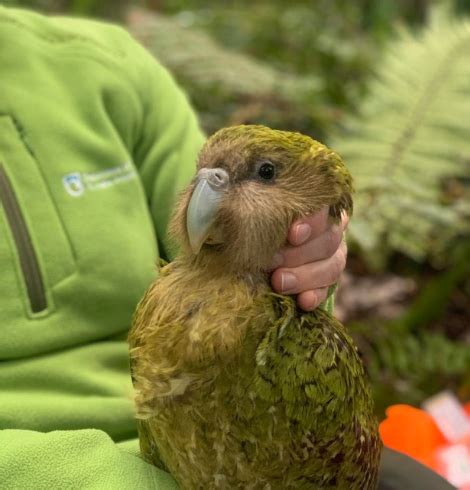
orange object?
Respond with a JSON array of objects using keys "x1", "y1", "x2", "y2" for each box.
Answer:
[{"x1": 379, "y1": 404, "x2": 447, "y2": 470}]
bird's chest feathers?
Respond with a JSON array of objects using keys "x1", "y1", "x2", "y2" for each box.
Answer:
[{"x1": 139, "y1": 267, "x2": 273, "y2": 401}]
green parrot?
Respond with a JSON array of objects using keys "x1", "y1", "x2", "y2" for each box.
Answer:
[{"x1": 129, "y1": 125, "x2": 381, "y2": 489}]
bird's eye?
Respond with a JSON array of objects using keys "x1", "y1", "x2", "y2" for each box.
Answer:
[{"x1": 257, "y1": 162, "x2": 276, "y2": 180}]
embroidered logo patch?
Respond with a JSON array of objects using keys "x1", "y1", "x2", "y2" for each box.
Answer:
[
  {"x1": 63, "y1": 172, "x2": 85, "y2": 197},
  {"x1": 63, "y1": 162, "x2": 137, "y2": 197}
]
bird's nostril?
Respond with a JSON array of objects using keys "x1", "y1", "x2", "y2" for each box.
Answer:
[
  {"x1": 208, "y1": 168, "x2": 229, "y2": 188},
  {"x1": 197, "y1": 167, "x2": 229, "y2": 189}
]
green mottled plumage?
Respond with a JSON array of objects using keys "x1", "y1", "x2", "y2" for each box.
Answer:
[{"x1": 129, "y1": 125, "x2": 381, "y2": 489}]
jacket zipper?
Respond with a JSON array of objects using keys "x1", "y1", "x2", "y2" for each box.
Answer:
[{"x1": 0, "y1": 164, "x2": 47, "y2": 313}]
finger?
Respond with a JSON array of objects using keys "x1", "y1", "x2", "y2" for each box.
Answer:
[
  {"x1": 297, "y1": 287, "x2": 329, "y2": 312},
  {"x1": 287, "y1": 206, "x2": 329, "y2": 246},
  {"x1": 276, "y1": 222, "x2": 343, "y2": 268},
  {"x1": 271, "y1": 241, "x2": 347, "y2": 294}
]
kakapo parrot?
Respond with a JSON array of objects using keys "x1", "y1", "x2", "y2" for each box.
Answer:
[{"x1": 129, "y1": 125, "x2": 381, "y2": 489}]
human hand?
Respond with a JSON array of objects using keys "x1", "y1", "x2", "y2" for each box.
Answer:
[{"x1": 270, "y1": 206, "x2": 349, "y2": 311}]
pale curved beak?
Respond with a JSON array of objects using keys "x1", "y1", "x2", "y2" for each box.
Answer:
[{"x1": 186, "y1": 167, "x2": 230, "y2": 254}]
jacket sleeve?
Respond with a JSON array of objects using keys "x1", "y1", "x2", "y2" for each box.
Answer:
[
  {"x1": 0, "y1": 429, "x2": 178, "y2": 490},
  {"x1": 125, "y1": 33, "x2": 206, "y2": 260}
]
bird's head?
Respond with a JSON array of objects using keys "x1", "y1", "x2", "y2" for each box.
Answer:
[{"x1": 170, "y1": 125, "x2": 353, "y2": 275}]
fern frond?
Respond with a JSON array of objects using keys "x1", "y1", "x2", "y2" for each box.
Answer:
[
  {"x1": 332, "y1": 17, "x2": 470, "y2": 265},
  {"x1": 128, "y1": 8, "x2": 320, "y2": 99},
  {"x1": 127, "y1": 8, "x2": 331, "y2": 135}
]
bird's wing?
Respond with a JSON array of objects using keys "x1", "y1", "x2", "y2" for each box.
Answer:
[
  {"x1": 253, "y1": 295, "x2": 380, "y2": 487},
  {"x1": 254, "y1": 294, "x2": 371, "y2": 433}
]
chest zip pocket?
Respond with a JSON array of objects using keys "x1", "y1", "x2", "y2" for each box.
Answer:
[{"x1": 0, "y1": 164, "x2": 47, "y2": 313}]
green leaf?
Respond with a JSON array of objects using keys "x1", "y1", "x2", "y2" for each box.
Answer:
[{"x1": 332, "y1": 15, "x2": 470, "y2": 265}]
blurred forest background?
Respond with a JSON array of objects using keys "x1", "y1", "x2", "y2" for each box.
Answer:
[{"x1": 4, "y1": 0, "x2": 469, "y2": 415}]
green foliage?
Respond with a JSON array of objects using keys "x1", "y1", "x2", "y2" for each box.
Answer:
[
  {"x1": 355, "y1": 324, "x2": 470, "y2": 414},
  {"x1": 158, "y1": 1, "x2": 463, "y2": 110},
  {"x1": 332, "y1": 15, "x2": 470, "y2": 266},
  {"x1": 159, "y1": 0, "x2": 378, "y2": 110},
  {"x1": 128, "y1": 9, "x2": 333, "y2": 137}
]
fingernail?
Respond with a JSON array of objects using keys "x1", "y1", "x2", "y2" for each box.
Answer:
[
  {"x1": 281, "y1": 272, "x2": 297, "y2": 293},
  {"x1": 294, "y1": 223, "x2": 311, "y2": 245},
  {"x1": 270, "y1": 253, "x2": 284, "y2": 269}
]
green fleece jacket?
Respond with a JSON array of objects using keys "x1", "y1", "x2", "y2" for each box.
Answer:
[{"x1": 0, "y1": 6, "x2": 204, "y2": 488}]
